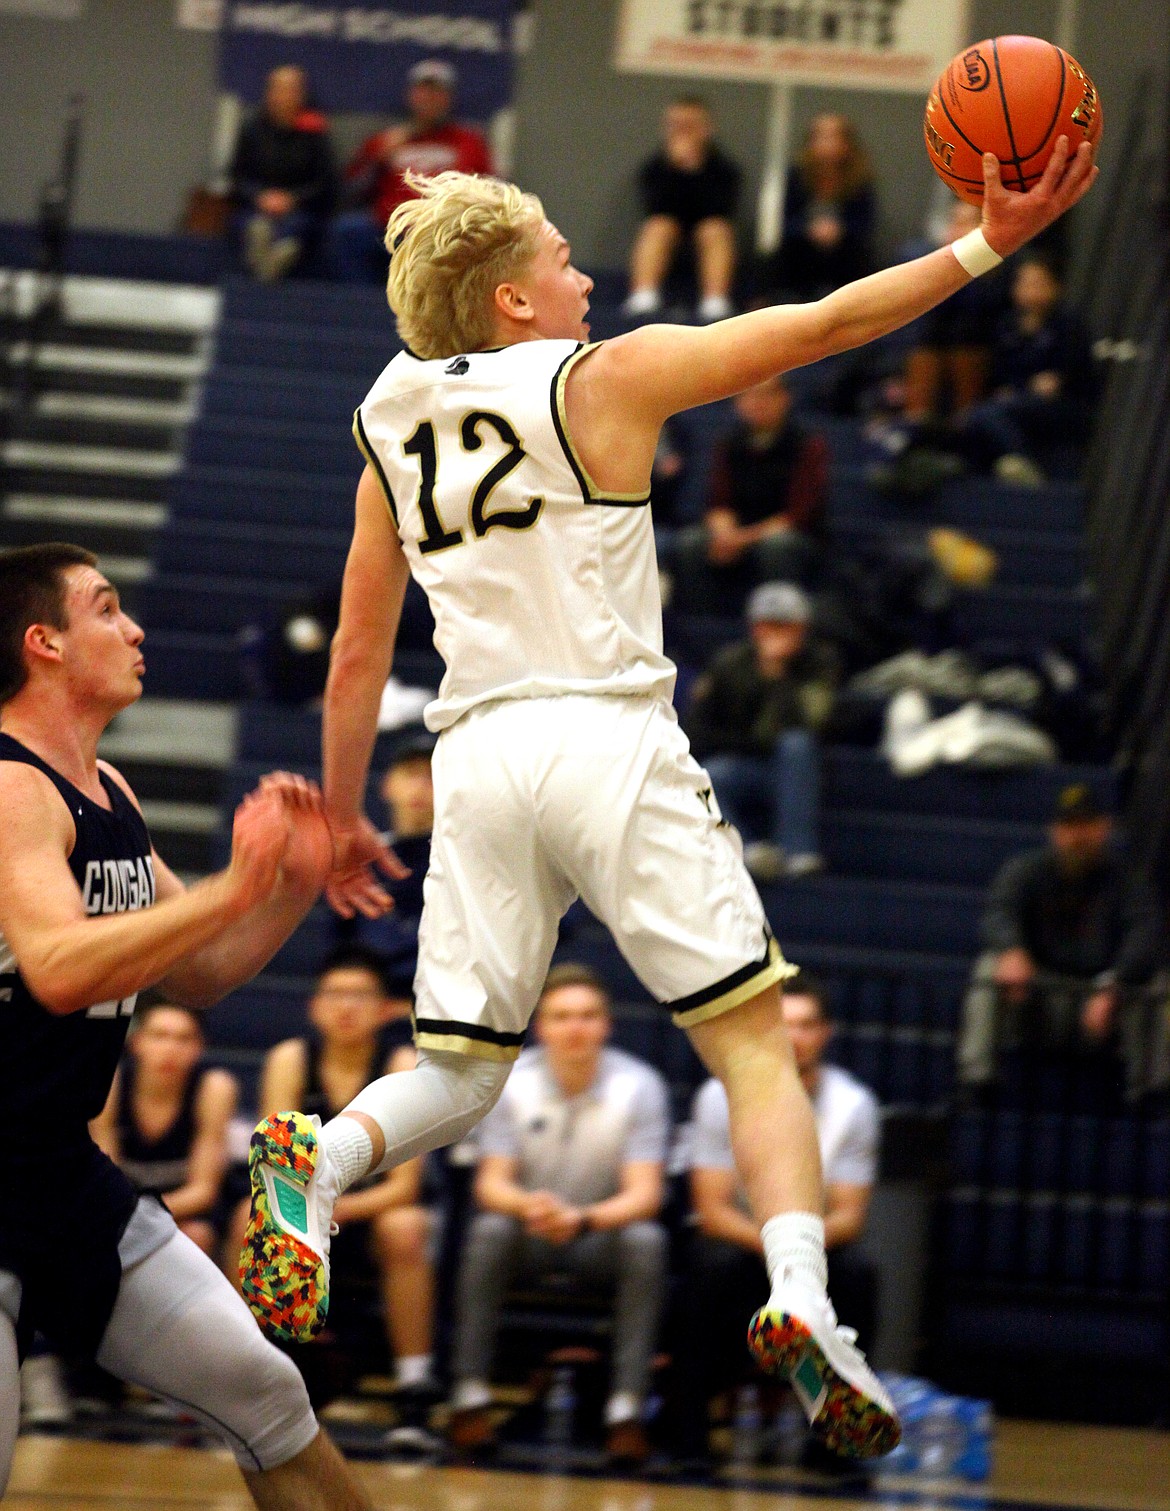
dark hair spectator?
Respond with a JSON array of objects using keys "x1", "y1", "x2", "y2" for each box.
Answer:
[
  {"x1": 760, "y1": 113, "x2": 875, "y2": 301},
  {"x1": 624, "y1": 98, "x2": 742, "y2": 324},
  {"x1": 686, "y1": 583, "x2": 839, "y2": 882},
  {"x1": 92, "y1": 1000, "x2": 238, "y2": 1258},
  {"x1": 328, "y1": 59, "x2": 493, "y2": 284},
  {"x1": 447, "y1": 966, "x2": 670, "y2": 1467},
  {"x1": 225, "y1": 952, "x2": 437, "y2": 1448},
  {"x1": 349, "y1": 734, "x2": 434, "y2": 987},
  {"x1": 228, "y1": 64, "x2": 336, "y2": 280},
  {"x1": 667, "y1": 373, "x2": 828, "y2": 613},
  {"x1": 956, "y1": 252, "x2": 1097, "y2": 486},
  {"x1": 958, "y1": 784, "x2": 1165, "y2": 1101},
  {"x1": 897, "y1": 199, "x2": 1010, "y2": 425},
  {"x1": 668, "y1": 972, "x2": 880, "y2": 1470}
]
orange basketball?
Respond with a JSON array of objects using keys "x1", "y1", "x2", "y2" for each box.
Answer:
[{"x1": 924, "y1": 35, "x2": 1102, "y2": 205}]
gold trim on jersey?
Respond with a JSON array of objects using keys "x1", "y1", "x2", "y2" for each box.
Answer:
[
  {"x1": 413, "y1": 1030, "x2": 523, "y2": 1062},
  {"x1": 552, "y1": 344, "x2": 651, "y2": 505},
  {"x1": 670, "y1": 935, "x2": 796, "y2": 1029},
  {"x1": 353, "y1": 407, "x2": 399, "y2": 524}
]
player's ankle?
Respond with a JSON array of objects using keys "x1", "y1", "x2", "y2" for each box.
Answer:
[
  {"x1": 761, "y1": 1211, "x2": 829, "y2": 1296},
  {"x1": 320, "y1": 1115, "x2": 374, "y2": 1194}
]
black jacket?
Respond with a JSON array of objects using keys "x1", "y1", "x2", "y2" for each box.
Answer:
[{"x1": 980, "y1": 846, "x2": 1162, "y2": 984}]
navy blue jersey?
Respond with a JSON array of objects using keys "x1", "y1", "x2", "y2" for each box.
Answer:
[
  {"x1": 0, "y1": 733, "x2": 160, "y2": 1355},
  {"x1": 0, "y1": 732, "x2": 155, "y2": 1151}
]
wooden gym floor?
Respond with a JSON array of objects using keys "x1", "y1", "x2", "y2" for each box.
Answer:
[{"x1": 7, "y1": 1420, "x2": 1170, "y2": 1511}]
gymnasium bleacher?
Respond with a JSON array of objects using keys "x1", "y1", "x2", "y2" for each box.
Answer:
[{"x1": 4, "y1": 251, "x2": 1167, "y2": 1426}]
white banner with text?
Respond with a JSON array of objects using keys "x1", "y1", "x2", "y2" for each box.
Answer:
[{"x1": 615, "y1": 0, "x2": 971, "y2": 94}]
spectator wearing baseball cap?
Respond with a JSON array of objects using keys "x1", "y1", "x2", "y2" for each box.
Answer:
[
  {"x1": 684, "y1": 582, "x2": 841, "y2": 881},
  {"x1": 957, "y1": 784, "x2": 1166, "y2": 1099},
  {"x1": 667, "y1": 372, "x2": 828, "y2": 618},
  {"x1": 329, "y1": 59, "x2": 493, "y2": 283}
]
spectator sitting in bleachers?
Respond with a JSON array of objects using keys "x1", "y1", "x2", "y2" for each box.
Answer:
[
  {"x1": 758, "y1": 114, "x2": 875, "y2": 303},
  {"x1": 92, "y1": 997, "x2": 238, "y2": 1259},
  {"x1": 668, "y1": 373, "x2": 828, "y2": 612},
  {"x1": 956, "y1": 251, "x2": 1096, "y2": 486},
  {"x1": 624, "y1": 98, "x2": 742, "y2": 324},
  {"x1": 447, "y1": 964, "x2": 670, "y2": 1466},
  {"x1": 329, "y1": 60, "x2": 493, "y2": 284},
  {"x1": 686, "y1": 582, "x2": 839, "y2": 882},
  {"x1": 226, "y1": 947, "x2": 436, "y2": 1449},
  {"x1": 669, "y1": 972, "x2": 880, "y2": 1470},
  {"x1": 958, "y1": 784, "x2": 1164, "y2": 1101},
  {"x1": 228, "y1": 64, "x2": 335, "y2": 281},
  {"x1": 897, "y1": 200, "x2": 1009, "y2": 427},
  {"x1": 348, "y1": 732, "x2": 433, "y2": 980}
]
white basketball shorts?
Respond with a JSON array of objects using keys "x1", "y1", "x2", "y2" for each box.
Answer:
[{"x1": 412, "y1": 693, "x2": 792, "y2": 1060}]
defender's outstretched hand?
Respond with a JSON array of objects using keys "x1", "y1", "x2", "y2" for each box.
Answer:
[
  {"x1": 257, "y1": 771, "x2": 334, "y2": 896},
  {"x1": 325, "y1": 815, "x2": 410, "y2": 920},
  {"x1": 981, "y1": 136, "x2": 1098, "y2": 259},
  {"x1": 227, "y1": 787, "x2": 292, "y2": 912}
]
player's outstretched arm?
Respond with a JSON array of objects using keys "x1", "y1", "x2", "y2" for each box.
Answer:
[
  {"x1": 323, "y1": 464, "x2": 411, "y2": 919},
  {"x1": 154, "y1": 771, "x2": 334, "y2": 1007},
  {"x1": 0, "y1": 767, "x2": 292, "y2": 1016},
  {"x1": 592, "y1": 137, "x2": 1097, "y2": 421}
]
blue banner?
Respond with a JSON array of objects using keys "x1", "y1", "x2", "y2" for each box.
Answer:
[{"x1": 218, "y1": 1, "x2": 517, "y2": 119}]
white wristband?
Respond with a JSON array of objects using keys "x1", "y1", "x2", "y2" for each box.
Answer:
[{"x1": 951, "y1": 228, "x2": 1004, "y2": 277}]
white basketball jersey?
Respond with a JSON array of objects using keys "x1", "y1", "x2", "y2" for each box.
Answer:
[{"x1": 354, "y1": 338, "x2": 676, "y2": 732}]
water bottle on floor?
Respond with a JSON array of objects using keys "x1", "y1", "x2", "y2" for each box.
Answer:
[
  {"x1": 729, "y1": 1383, "x2": 763, "y2": 1470},
  {"x1": 918, "y1": 1393, "x2": 966, "y2": 1477},
  {"x1": 544, "y1": 1366, "x2": 576, "y2": 1468}
]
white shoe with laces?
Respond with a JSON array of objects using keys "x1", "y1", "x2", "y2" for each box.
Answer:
[{"x1": 748, "y1": 1279, "x2": 900, "y2": 1459}]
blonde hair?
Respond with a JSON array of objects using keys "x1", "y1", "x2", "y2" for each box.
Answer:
[{"x1": 385, "y1": 171, "x2": 546, "y2": 359}]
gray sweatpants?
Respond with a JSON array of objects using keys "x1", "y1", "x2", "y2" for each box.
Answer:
[{"x1": 452, "y1": 1212, "x2": 668, "y2": 1402}]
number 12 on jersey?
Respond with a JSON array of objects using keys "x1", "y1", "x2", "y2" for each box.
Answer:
[{"x1": 403, "y1": 412, "x2": 544, "y2": 555}]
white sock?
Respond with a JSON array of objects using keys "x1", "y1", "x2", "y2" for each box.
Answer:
[
  {"x1": 761, "y1": 1211, "x2": 829, "y2": 1296},
  {"x1": 604, "y1": 1391, "x2": 641, "y2": 1426},
  {"x1": 623, "y1": 287, "x2": 661, "y2": 314},
  {"x1": 697, "y1": 293, "x2": 733, "y2": 321},
  {"x1": 395, "y1": 1353, "x2": 434, "y2": 1391},
  {"x1": 320, "y1": 1116, "x2": 373, "y2": 1193},
  {"x1": 451, "y1": 1379, "x2": 491, "y2": 1412}
]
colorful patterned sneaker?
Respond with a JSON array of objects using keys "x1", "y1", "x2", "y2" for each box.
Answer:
[
  {"x1": 240, "y1": 1111, "x2": 338, "y2": 1341},
  {"x1": 748, "y1": 1285, "x2": 900, "y2": 1459}
]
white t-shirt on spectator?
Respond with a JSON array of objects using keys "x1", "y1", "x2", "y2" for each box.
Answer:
[
  {"x1": 477, "y1": 1044, "x2": 670, "y2": 1207},
  {"x1": 690, "y1": 1065, "x2": 880, "y2": 1197}
]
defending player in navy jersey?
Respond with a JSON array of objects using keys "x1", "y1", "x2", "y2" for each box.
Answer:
[
  {"x1": 241, "y1": 141, "x2": 1096, "y2": 1458},
  {"x1": 0, "y1": 543, "x2": 370, "y2": 1511}
]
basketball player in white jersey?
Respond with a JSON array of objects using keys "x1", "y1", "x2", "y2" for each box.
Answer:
[{"x1": 242, "y1": 138, "x2": 1096, "y2": 1457}]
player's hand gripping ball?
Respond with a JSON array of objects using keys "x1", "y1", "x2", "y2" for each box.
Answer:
[{"x1": 925, "y1": 35, "x2": 1102, "y2": 205}]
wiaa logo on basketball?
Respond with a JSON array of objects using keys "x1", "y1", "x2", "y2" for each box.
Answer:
[{"x1": 959, "y1": 47, "x2": 991, "y2": 92}]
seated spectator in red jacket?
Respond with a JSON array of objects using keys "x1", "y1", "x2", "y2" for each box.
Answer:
[
  {"x1": 329, "y1": 59, "x2": 493, "y2": 284},
  {"x1": 624, "y1": 98, "x2": 742, "y2": 324},
  {"x1": 759, "y1": 113, "x2": 876, "y2": 302},
  {"x1": 669, "y1": 374, "x2": 828, "y2": 614},
  {"x1": 957, "y1": 252, "x2": 1096, "y2": 485},
  {"x1": 229, "y1": 64, "x2": 336, "y2": 281}
]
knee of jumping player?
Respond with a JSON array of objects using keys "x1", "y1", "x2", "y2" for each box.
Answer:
[
  {"x1": 685, "y1": 984, "x2": 792, "y2": 1083},
  {"x1": 227, "y1": 1327, "x2": 319, "y2": 1472}
]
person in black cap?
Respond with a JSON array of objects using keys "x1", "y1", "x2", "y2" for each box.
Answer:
[{"x1": 957, "y1": 784, "x2": 1164, "y2": 1095}]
